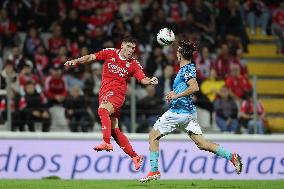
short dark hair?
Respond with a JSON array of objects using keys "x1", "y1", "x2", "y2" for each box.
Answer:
[
  {"x1": 244, "y1": 90, "x2": 253, "y2": 100},
  {"x1": 122, "y1": 36, "x2": 138, "y2": 45},
  {"x1": 178, "y1": 40, "x2": 197, "y2": 60}
]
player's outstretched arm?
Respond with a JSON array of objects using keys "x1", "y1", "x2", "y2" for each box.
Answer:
[
  {"x1": 64, "y1": 54, "x2": 96, "y2": 67},
  {"x1": 141, "y1": 77, "x2": 158, "y2": 85}
]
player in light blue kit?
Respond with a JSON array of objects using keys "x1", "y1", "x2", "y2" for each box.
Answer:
[{"x1": 140, "y1": 40, "x2": 243, "y2": 182}]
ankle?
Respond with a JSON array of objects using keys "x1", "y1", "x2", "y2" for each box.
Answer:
[{"x1": 103, "y1": 138, "x2": 111, "y2": 144}]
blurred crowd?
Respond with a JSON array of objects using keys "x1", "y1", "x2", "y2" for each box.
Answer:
[{"x1": 0, "y1": 0, "x2": 282, "y2": 134}]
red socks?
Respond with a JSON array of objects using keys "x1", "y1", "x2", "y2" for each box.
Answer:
[
  {"x1": 98, "y1": 108, "x2": 137, "y2": 158},
  {"x1": 111, "y1": 128, "x2": 137, "y2": 158},
  {"x1": 98, "y1": 108, "x2": 111, "y2": 144}
]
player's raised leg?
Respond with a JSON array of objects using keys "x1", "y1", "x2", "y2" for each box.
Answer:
[
  {"x1": 110, "y1": 116, "x2": 143, "y2": 170},
  {"x1": 189, "y1": 133, "x2": 243, "y2": 174},
  {"x1": 140, "y1": 128, "x2": 162, "y2": 182},
  {"x1": 93, "y1": 101, "x2": 114, "y2": 152}
]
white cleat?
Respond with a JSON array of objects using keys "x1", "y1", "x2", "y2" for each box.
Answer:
[{"x1": 139, "y1": 171, "x2": 161, "y2": 183}]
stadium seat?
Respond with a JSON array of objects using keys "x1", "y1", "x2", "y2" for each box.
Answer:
[
  {"x1": 247, "y1": 27, "x2": 278, "y2": 41},
  {"x1": 267, "y1": 117, "x2": 284, "y2": 132},
  {"x1": 242, "y1": 42, "x2": 284, "y2": 59},
  {"x1": 256, "y1": 80, "x2": 284, "y2": 95},
  {"x1": 40, "y1": 32, "x2": 52, "y2": 49},
  {"x1": 242, "y1": 53, "x2": 284, "y2": 59},
  {"x1": 248, "y1": 35, "x2": 278, "y2": 41},
  {"x1": 248, "y1": 44, "x2": 277, "y2": 56},
  {"x1": 197, "y1": 108, "x2": 211, "y2": 129},
  {"x1": 261, "y1": 99, "x2": 284, "y2": 114},
  {"x1": 49, "y1": 106, "x2": 68, "y2": 131},
  {"x1": 247, "y1": 62, "x2": 284, "y2": 77}
]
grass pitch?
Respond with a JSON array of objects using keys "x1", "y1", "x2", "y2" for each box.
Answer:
[{"x1": 0, "y1": 180, "x2": 283, "y2": 189}]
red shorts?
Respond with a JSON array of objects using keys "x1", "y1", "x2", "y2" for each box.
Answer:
[{"x1": 99, "y1": 90, "x2": 125, "y2": 118}]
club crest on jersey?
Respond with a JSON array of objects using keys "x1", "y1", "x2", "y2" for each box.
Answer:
[
  {"x1": 111, "y1": 58, "x2": 115, "y2": 62},
  {"x1": 125, "y1": 62, "x2": 130, "y2": 67}
]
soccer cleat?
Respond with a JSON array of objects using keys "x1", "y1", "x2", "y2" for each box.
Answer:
[
  {"x1": 139, "y1": 171, "x2": 161, "y2": 182},
  {"x1": 93, "y1": 142, "x2": 113, "y2": 152},
  {"x1": 132, "y1": 155, "x2": 144, "y2": 171},
  {"x1": 231, "y1": 153, "x2": 243, "y2": 174}
]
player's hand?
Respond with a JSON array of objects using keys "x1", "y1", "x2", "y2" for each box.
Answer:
[
  {"x1": 42, "y1": 111, "x2": 49, "y2": 119},
  {"x1": 150, "y1": 77, "x2": 158, "y2": 85},
  {"x1": 32, "y1": 110, "x2": 41, "y2": 117},
  {"x1": 64, "y1": 60, "x2": 77, "y2": 67},
  {"x1": 166, "y1": 91, "x2": 178, "y2": 102}
]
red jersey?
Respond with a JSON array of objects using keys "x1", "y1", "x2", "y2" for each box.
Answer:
[
  {"x1": 95, "y1": 48, "x2": 146, "y2": 97},
  {"x1": 225, "y1": 75, "x2": 252, "y2": 98},
  {"x1": 48, "y1": 37, "x2": 67, "y2": 55},
  {"x1": 212, "y1": 55, "x2": 230, "y2": 80},
  {"x1": 44, "y1": 76, "x2": 68, "y2": 99},
  {"x1": 240, "y1": 100, "x2": 264, "y2": 116}
]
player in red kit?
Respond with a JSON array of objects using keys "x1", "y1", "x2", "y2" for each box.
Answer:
[{"x1": 64, "y1": 36, "x2": 158, "y2": 170}]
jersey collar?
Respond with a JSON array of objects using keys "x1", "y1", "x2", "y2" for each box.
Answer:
[{"x1": 118, "y1": 49, "x2": 127, "y2": 60}]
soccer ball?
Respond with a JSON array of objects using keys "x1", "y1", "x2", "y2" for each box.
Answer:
[{"x1": 156, "y1": 28, "x2": 175, "y2": 46}]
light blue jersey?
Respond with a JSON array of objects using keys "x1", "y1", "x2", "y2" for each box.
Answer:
[{"x1": 169, "y1": 63, "x2": 197, "y2": 114}]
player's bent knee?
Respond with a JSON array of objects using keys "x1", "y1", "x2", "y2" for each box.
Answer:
[
  {"x1": 98, "y1": 108, "x2": 110, "y2": 117},
  {"x1": 149, "y1": 132, "x2": 155, "y2": 141},
  {"x1": 149, "y1": 129, "x2": 161, "y2": 141},
  {"x1": 99, "y1": 101, "x2": 114, "y2": 113}
]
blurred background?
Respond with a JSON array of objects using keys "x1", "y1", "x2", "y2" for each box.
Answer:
[{"x1": 0, "y1": 0, "x2": 284, "y2": 135}]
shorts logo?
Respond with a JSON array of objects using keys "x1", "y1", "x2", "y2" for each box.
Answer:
[
  {"x1": 103, "y1": 91, "x2": 114, "y2": 100},
  {"x1": 102, "y1": 126, "x2": 107, "y2": 130}
]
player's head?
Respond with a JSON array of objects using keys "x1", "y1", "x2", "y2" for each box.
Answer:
[
  {"x1": 120, "y1": 36, "x2": 137, "y2": 60},
  {"x1": 177, "y1": 40, "x2": 196, "y2": 62}
]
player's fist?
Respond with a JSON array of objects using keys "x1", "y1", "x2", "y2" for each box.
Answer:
[
  {"x1": 150, "y1": 77, "x2": 158, "y2": 85},
  {"x1": 64, "y1": 60, "x2": 77, "y2": 67},
  {"x1": 166, "y1": 91, "x2": 177, "y2": 102}
]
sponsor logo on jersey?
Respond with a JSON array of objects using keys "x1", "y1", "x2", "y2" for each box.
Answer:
[{"x1": 107, "y1": 63, "x2": 129, "y2": 77}]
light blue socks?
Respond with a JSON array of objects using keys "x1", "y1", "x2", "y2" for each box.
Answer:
[
  {"x1": 215, "y1": 146, "x2": 232, "y2": 160},
  {"x1": 150, "y1": 151, "x2": 159, "y2": 172}
]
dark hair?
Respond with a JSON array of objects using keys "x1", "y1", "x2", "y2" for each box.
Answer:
[
  {"x1": 178, "y1": 40, "x2": 197, "y2": 60},
  {"x1": 244, "y1": 90, "x2": 253, "y2": 100},
  {"x1": 122, "y1": 36, "x2": 138, "y2": 45}
]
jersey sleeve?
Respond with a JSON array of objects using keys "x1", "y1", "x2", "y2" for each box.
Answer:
[
  {"x1": 182, "y1": 64, "x2": 196, "y2": 83},
  {"x1": 133, "y1": 60, "x2": 146, "y2": 81},
  {"x1": 94, "y1": 48, "x2": 115, "y2": 60}
]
